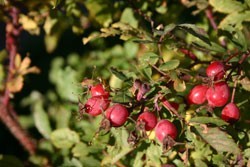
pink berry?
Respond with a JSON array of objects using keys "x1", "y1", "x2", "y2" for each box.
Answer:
[
  {"x1": 137, "y1": 111, "x2": 157, "y2": 131},
  {"x1": 85, "y1": 96, "x2": 110, "y2": 116},
  {"x1": 206, "y1": 81, "x2": 230, "y2": 107},
  {"x1": 105, "y1": 104, "x2": 129, "y2": 127},
  {"x1": 206, "y1": 61, "x2": 225, "y2": 80},
  {"x1": 221, "y1": 103, "x2": 240, "y2": 123},
  {"x1": 155, "y1": 120, "x2": 177, "y2": 142},
  {"x1": 90, "y1": 84, "x2": 109, "y2": 98},
  {"x1": 188, "y1": 85, "x2": 208, "y2": 105}
]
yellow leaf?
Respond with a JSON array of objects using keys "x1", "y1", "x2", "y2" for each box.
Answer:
[
  {"x1": 21, "y1": 66, "x2": 40, "y2": 75},
  {"x1": 7, "y1": 75, "x2": 24, "y2": 93},
  {"x1": 19, "y1": 56, "x2": 31, "y2": 72}
]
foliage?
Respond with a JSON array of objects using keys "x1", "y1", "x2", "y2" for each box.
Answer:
[{"x1": 0, "y1": 0, "x2": 250, "y2": 166}]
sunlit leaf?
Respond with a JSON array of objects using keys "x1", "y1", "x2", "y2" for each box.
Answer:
[
  {"x1": 190, "y1": 117, "x2": 229, "y2": 126},
  {"x1": 177, "y1": 24, "x2": 211, "y2": 45},
  {"x1": 159, "y1": 59, "x2": 180, "y2": 71},
  {"x1": 209, "y1": 0, "x2": 245, "y2": 14},
  {"x1": 195, "y1": 126, "x2": 241, "y2": 155}
]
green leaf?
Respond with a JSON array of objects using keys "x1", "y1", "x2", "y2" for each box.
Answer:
[
  {"x1": 139, "y1": 52, "x2": 159, "y2": 68},
  {"x1": 164, "y1": 23, "x2": 176, "y2": 35},
  {"x1": 110, "y1": 67, "x2": 129, "y2": 81},
  {"x1": 192, "y1": 41, "x2": 226, "y2": 53},
  {"x1": 72, "y1": 142, "x2": 89, "y2": 158},
  {"x1": 159, "y1": 59, "x2": 180, "y2": 71},
  {"x1": 173, "y1": 79, "x2": 186, "y2": 92},
  {"x1": 50, "y1": 128, "x2": 80, "y2": 149},
  {"x1": 219, "y1": 11, "x2": 250, "y2": 30},
  {"x1": 190, "y1": 117, "x2": 229, "y2": 126},
  {"x1": 142, "y1": 67, "x2": 152, "y2": 80},
  {"x1": 120, "y1": 8, "x2": 138, "y2": 28},
  {"x1": 219, "y1": 28, "x2": 248, "y2": 50},
  {"x1": 146, "y1": 144, "x2": 162, "y2": 167},
  {"x1": 33, "y1": 101, "x2": 52, "y2": 139},
  {"x1": 209, "y1": 0, "x2": 245, "y2": 14},
  {"x1": 0, "y1": 155, "x2": 23, "y2": 167},
  {"x1": 195, "y1": 126, "x2": 241, "y2": 155},
  {"x1": 177, "y1": 24, "x2": 211, "y2": 45},
  {"x1": 133, "y1": 151, "x2": 145, "y2": 167},
  {"x1": 112, "y1": 92, "x2": 133, "y2": 103}
]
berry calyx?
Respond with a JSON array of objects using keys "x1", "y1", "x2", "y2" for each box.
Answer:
[
  {"x1": 137, "y1": 111, "x2": 157, "y2": 131},
  {"x1": 155, "y1": 120, "x2": 177, "y2": 142},
  {"x1": 105, "y1": 104, "x2": 129, "y2": 127},
  {"x1": 187, "y1": 85, "x2": 208, "y2": 105},
  {"x1": 221, "y1": 103, "x2": 240, "y2": 123},
  {"x1": 206, "y1": 81, "x2": 230, "y2": 107},
  {"x1": 90, "y1": 84, "x2": 109, "y2": 98},
  {"x1": 206, "y1": 61, "x2": 225, "y2": 80},
  {"x1": 85, "y1": 96, "x2": 110, "y2": 116}
]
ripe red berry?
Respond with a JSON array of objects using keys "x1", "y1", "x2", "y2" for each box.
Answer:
[
  {"x1": 206, "y1": 81, "x2": 230, "y2": 107},
  {"x1": 90, "y1": 84, "x2": 109, "y2": 98},
  {"x1": 155, "y1": 120, "x2": 177, "y2": 142},
  {"x1": 221, "y1": 103, "x2": 240, "y2": 123},
  {"x1": 188, "y1": 85, "x2": 208, "y2": 105},
  {"x1": 137, "y1": 111, "x2": 157, "y2": 131},
  {"x1": 105, "y1": 104, "x2": 129, "y2": 127},
  {"x1": 85, "y1": 96, "x2": 110, "y2": 116},
  {"x1": 206, "y1": 61, "x2": 225, "y2": 80}
]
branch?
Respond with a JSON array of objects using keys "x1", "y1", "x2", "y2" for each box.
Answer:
[{"x1": 0, "y1": 104, "x2": 36, "y2": 154}]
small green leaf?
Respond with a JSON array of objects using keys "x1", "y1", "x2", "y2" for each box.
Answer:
[
  {"x1": 173, "y1": 79, "x2": 186, "y2": 92},
  {"x1": 120, "y1": 8, "x2": 138, "y2": 28},
  {"x1": 164, "y1": 23, "x2": 176, "y2": 34},
  {"x1": 219, "y1": 11, "x2": 250, "y2": 30},
  {"x1": 72, "y1": 142, "x2": 89, "y2": 158},
  {"x1": 133, "y1": 151, "x2": 145, "y2": 167},
  {"x1": 50, "y1": 128, "x2": 80, "y2": 149},
  {"x1": 142, "y1": 67, "x2": 152, "y2": 80},
  {"x1": 112, "y1": 92, "x2": 133, "y2": 103},
  {"x1": 159, "y1": 59, "x2": 180, "y2": 71},
  {"x1": 192, "y1": 41, "x2": 226, "y2": 53},
  {"x1": 33, "y1": 101, "x2": 52, "y2": 139},
  {"x1": 139, "y1": 52, "x2": 159, "y2": 68},
  {"x1": 190, "y1": 117, "x2": 229, "y2": 126},
  {"x1": 209, "y1": 0, "x2": 245, "y2": 14},
  {"x1": 110, "y1": 67, "x2": 129, "y2": 81},
  {"x1": 177, "y1": 24, "x2": 211, "y2": 45},
  {"x1": 195, "y1": 126, "x2": 241, "y2": 155},
  {"x1": 146, "y1": 143, "x2": 162, "y2": 167}
]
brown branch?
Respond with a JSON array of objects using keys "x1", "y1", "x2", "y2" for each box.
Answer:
[
  {"x1": 0, "y1": 104, "x2": 36, "y2": 154},
  {"x1": 205, "y1": 7, "x2": 227, "y2": 47},
  {"x1": 0, "y1": 6, "x2": 37, "y2": 154}
]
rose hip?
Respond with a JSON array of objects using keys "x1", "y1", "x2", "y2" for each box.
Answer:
[{"x1": 106, "y1": 104, "x2": 129, "y2": 127}]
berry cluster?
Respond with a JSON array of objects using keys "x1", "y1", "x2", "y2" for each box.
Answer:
[
  {"x1": 84, "y1": 84, "x2": 129, "y2": 127},
  {"x1": 81, "y1": 83, "x2": 178, "y2": 144},
  {"x1": 187, "y1": 61, "x2": 240, "y2": 123}
]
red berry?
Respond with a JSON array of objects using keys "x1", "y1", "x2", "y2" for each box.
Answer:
[
  {"x1": 85, "y1": 96, "x2": 110, "y2": 116},
  {"x1": 188, "y1": 85, "x2": 208, "y2": 105},
  {"x1": 206, "y1": 61, "x2": 225, "y2": 80},
  {"x1": 105, "y1": 104, "x2": 129, "y2": 127},
  {"x1": 221, "y1": 103, "x2": 240, "y2": 123},
  {"x1": 137, "y1": 111, "x2": 157, "y2": 131},
  {"x1": 206, "y1": 81, "x2": 230, "y2": 107},
  {"x1": 155, "y1": 120, "x2": 177, "y2": 142},
  {"x1": 90, "y1": 84, "x2": 109, "y2": 98}
]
